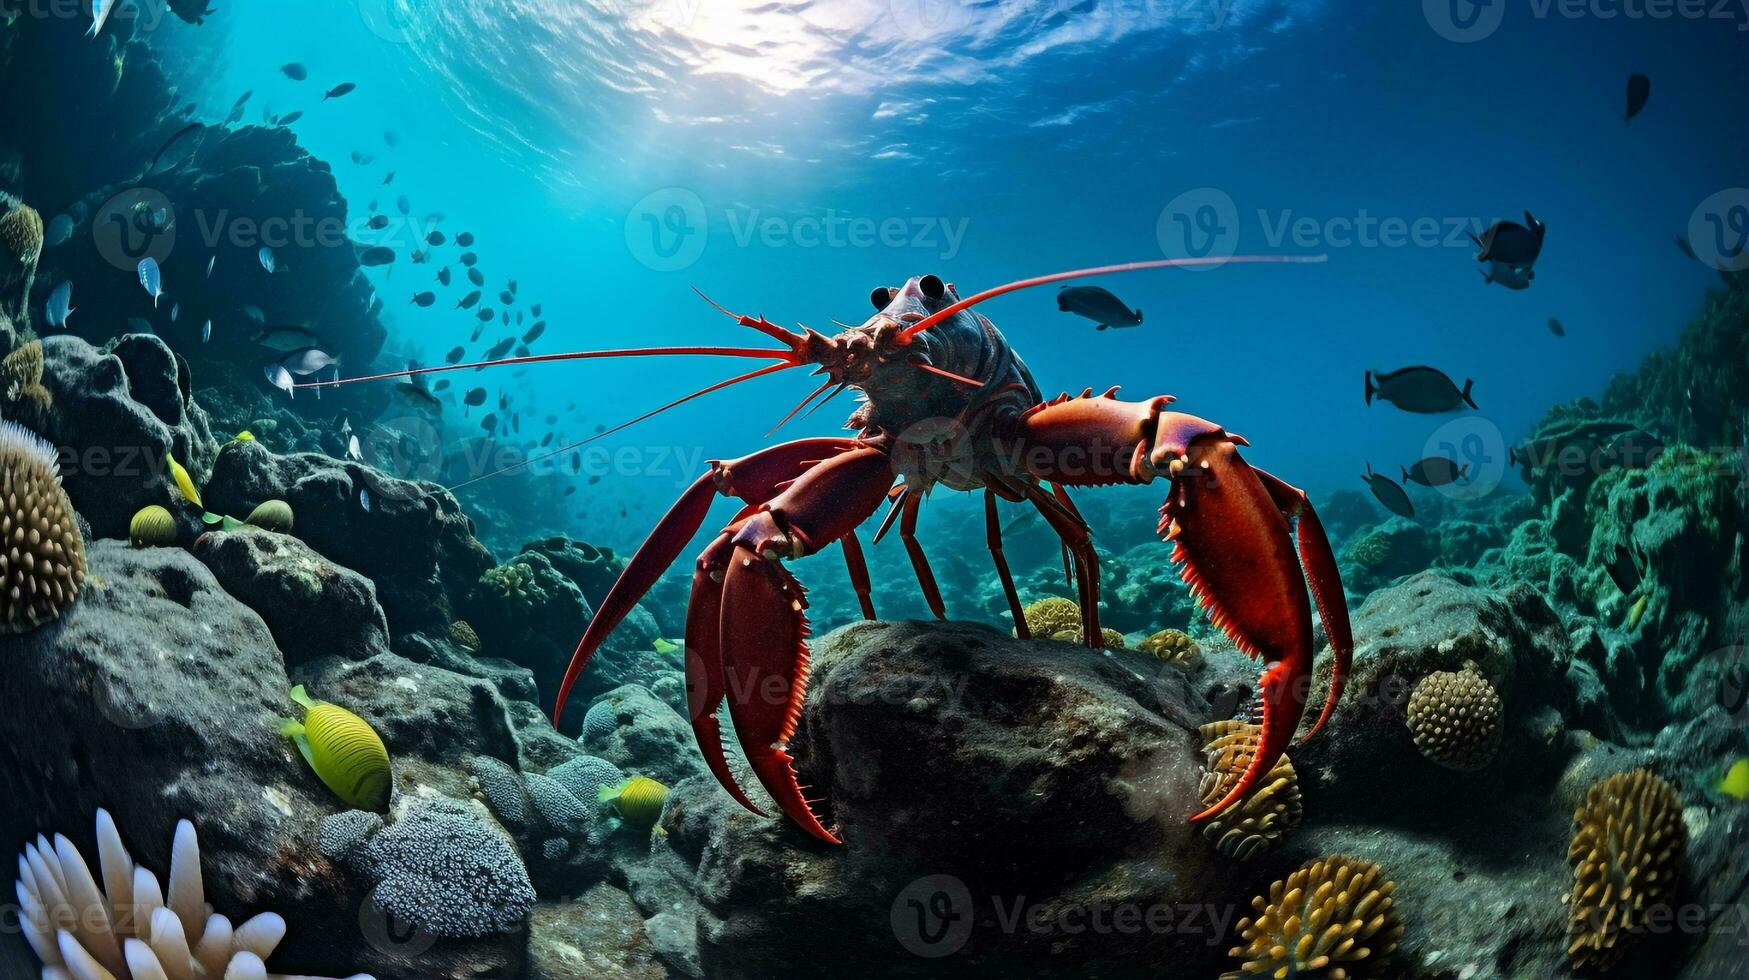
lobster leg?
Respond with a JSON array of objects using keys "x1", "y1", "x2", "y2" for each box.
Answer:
[
  {"x1": 1021, "y1": 481, "x2": 1104, "y2": 647},
  {"x1": 985, "y1": 491, "x2": 1029, "y2": 639},
  {"x1": 719, "y1": 446, "x2": 897, "y2": 844},
  {"x1": 1252, "y1": 468, "x2": 1353, "y2": 741},
  {"x1": 1009, "y1": 390, "x2": 1338, "y2": 823},
  {"x1": 552, "y1": 437, "x2": 858, "y2": 727},
  {"x1": 840, "y1": 530, "x2": 877, "y2": 621},
  {"x1": 899, "y1": 490, "x2": 947, "y2": 620}
]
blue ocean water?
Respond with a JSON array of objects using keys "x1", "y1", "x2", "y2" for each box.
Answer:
[{"x1": 150, "y1": 0, "x2": 1747, "y2": 556}]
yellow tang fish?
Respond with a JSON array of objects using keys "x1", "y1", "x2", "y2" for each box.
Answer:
[
  {"x1": 166, "y1": 453, "x2": 202, "y2": 507},
  {"x1": 599, "y1": 776, "x2": 669, "y2": 828},
  {"x1": 279, "y1": 685, "x2": 392, "y2": 812},
  {"x1": 235, "y1": 430, "x2": 256, "y2": 442},
  {"x1": 653, "y1": 637, "x2": 680, "y2": 655},
  {"x1": 1717, "y1": 759, "x2": 1749, "y2": 801},
  {"x1": 1625, "y1": 594, "x2": 1649, "y2": 632}
]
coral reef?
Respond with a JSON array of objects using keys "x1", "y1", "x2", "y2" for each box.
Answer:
[
  {"x1": 1565, "y1": 768, "x2": 1685, "y2": 972},
  {"x1": 0, "y1": 190, "x2": 41, "y2": 340},
  {"x1": 1, "y1": 339, "x2": 53, "y2": 428},
  {"x1": 1405, "y1": 661, "x2": 1503, "y2": 771},
  {"x1": 0, "y1": 420, "x2": 84, "y2": 632},
  {"x1": 1196, "y1": 720, "x2": 1302, "y2": 860},
  {"x1": 193, "y1": 527, "x2": 391, "y2": 663},
  {"x1": 1223, "y1": 855, "x2": 1403, "y2": 980},
  {"x1": 449, "y1": 619, "x2": 481, "y2": 653}
]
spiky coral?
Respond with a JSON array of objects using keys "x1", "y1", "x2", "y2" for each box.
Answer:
[
  {"x1": 1139, "y1": 628, "x2": 1201, "y2": 668},
  {"x1": 1224, "y1": 855, "x2": 1403, "y2": 980},
  {"x1": 16, "y1": 808, "x2": 367, "y2": 979},
  {"x1": 1405, "y1": 662, "x2": 1502, "y2": 771},
  {"x1": 0, "y1": 421, "x2": 84, "y2": 632},
  {"x1": 1197, "y1": 721, "x2": 1302, "y2": 860},
  {"x1": 1565, "y1": 768, "x2": 1684, "y2": 972}
]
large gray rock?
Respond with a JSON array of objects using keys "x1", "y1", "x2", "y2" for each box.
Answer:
[
  {"x1": 578, "y1": 683, "x2": 705, "y2": 786},
  {"x1": 193, "y1": 526, "x2": 391, "y2": 664},
  {"x1": 667, "y1": 619, "x2": 1244, "y2": 978}
]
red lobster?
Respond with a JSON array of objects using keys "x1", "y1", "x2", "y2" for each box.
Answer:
[{"x1": 307, "y1": 257, "x2": 1352, "y2": 844}]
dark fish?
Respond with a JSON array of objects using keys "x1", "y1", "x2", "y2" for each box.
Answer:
[
  {"x1": 1056, "y1": 285, "x2": 1142, "y2": 330},
  {"x1": 502, "y1": 312, "x2": 510, "y2": 325},
  {"x1": 594, "y1": 424, "x2": 606, "y2": 434},
  {"x1": 382, "y1": 171, "x2": 396, "y2": 185},
  {"x1": 397, "y1": 195, "x2": 410, "y2": 216},
  {"x1": 1470, "y1": 212, "x2": 1545, "y2": 267},
  {"x1": 1547, "y1": 316, "x2": 1565, "y2": 337},
  {"x1": 477, "y1": 308, "x2": 495, "y2": 322},
  {"x1": 486, "y1": 337, "x2": 515, "y2": 359},
  {"x1": 508, "y1": 279, "x2": 519, "y2": 294},
  {"x1": 514, "y1": 344, "x2": 530, "y2": 357},
  {"x1": 359, "y1": 246, "x2": 396, "y2": 267},
  {"x1": 467, "y1": 267, "x2": 485, "y2": 286},
  {"x1": 251, "y1": 325, "x2": 322, "y2": 351},
  {"x1": 1365, "y1": 366, "x2": 1477, "y2": 414},
  {"x1": 384, "y1": 130, "x2": 400, "y2": 147},
  {"x1": 1401, "y1": 457, "x2": 1468, "y2": 487},
  {"x1": 588, "y1": 475, "x2": 602, "y2": 485},
  {"x1": 1480, "y1": 260, "x2": 1533, "y2": 291},
  {"x1": 351, "y1": 150, "x2": 375, "y2": 165},
  {"x1": 1625, "y1": 73, "x2": 1650, "y2": 123},
  {"x1": 144, "y1": 122, "x2": 204, "y2": 177},
  {"x1": 1509, "y1": 420, "x2": 1636, "y2": 469},
  {"x1": 278, "y1": 111, "x2": 304, "y2": 126},
  {"x1": 1361, "y1": 463, "x2": 1415, "y2": 518},
  {"x1": 523, "y1": 321, "x2": 545, "y2": 344},
  {"x1": 427, "y1": 230, "x2": 446, "y2": 247},
  {"x1": 470, "y1": 323, "x2": 484, "y2": 343},
  {"x1": 481, "y1": 414, "x2": 497, "y2": 433},
  {"x1": 564, "y1": 486, "x2": 576, "y2": 496},
  {"x1": 541, "y1": 433, "x2": 554, "y2": 447},
  {"x1": 459, "y1": 252, "x2": 478, "y2": 267},
  {"x1": 368, "y1": 215, "x2": 390, "y2": 230},
  {"x1": 281, "y1": 63, "x2": 308, "y2": 81},
  {"x1": 437, "y1": 267, "x2": 452, "y2": 286},
  {"x1": 464, "y1": 387, "x2": 487, "y2": 407},
  {"x1": 445, "y1": 346, "x2": 465, "y2": 364},
  {"x1": 531, "y1": 303, "x2": 543, "y2": 317},
  {"x1": 457, "y1": 232, "x2": 476, "y2": 247},
  {"x1": 499, "y1": 290, "x2": 515, "y2": 306},
  {"x1": 410, "y1": 250, "x2": 428, "y2": 264},
  {"x1": 1602, "y1": 429, "x2": 1665, "y2": 470},
  {"x1": 433, "y1": 379, "x2": 450, "y2": 392},
  {"x1": 499, "y1": 391, "x2": 508, "y2": 410},
  {"x1": 411, "y1": 292, "x2": 436, "y2": 307},
  {"x1": 1605, "y1": 545, "x2": 1641, "y2": 596},
  {"x1": 516, "y1": 312, "x2": 525, "y2": 326},
  {"x1": 392, "y1": 382, "x2": 442, "y2": 413},
  {"x1": 456, "y1": 290, "x2": 482, "y2": 310},
  {"x1": 322, "y1": 82, "x2": 357, "y2": 101}
]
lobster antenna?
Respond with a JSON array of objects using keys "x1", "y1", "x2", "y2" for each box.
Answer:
[
  {"x1": 295, "y1": 345, "x2": 799, "y2": 390},
  {"x1": 896, "y1": 254, "x2": 1328, "y2": 343},
  {"x1": 446, "y1": 361, "x2": 797, "y2": 491},
  {"x1": 768, "y1": 378, "x2": 837, "y2": 436}
]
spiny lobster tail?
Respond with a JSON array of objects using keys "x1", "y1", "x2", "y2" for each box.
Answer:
[{"x1": 895, "y1": 255, "x2": 1328, "y2": 343}]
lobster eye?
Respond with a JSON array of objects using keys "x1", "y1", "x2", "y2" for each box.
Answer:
[
  {"x1": 870, "y1": 286, "x2": 893, "y2": 311},
  {"x1": 919, "y1": 275, "x2": 945, "y2": 301}
]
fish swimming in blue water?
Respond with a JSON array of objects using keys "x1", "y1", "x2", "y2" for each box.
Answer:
[
  {"x1": 137, "y1": 258, "x2": 162, "y2": 308},
  {"x1": 45, "y1": 214, "x2": 73, "y2": 248},
  {"x1": 1366, "y1": 366, "x2": 1476, "y2": 414},
  {"x1": 1625, "y1": 72, "x2": 1651, "y2": 123},
  {"x1": 323, "y1": 82, "x2": 357, "y2": 101},
  {"x1": 259, "y1": 246, "x2": 277, "y2": 273},
  {"x1": 1362, "y1": 463, "x2": 1415, "y2": 518},
  {"x1": 281, "y1": 62, "x2": 308, "y2": 81},
  {"x1": 263, "y1": 362, "x2": 296, "y2": 398},
  {"x1": 1056, "y1": 285, "x2": 1142, "y2": 330},
  {"x1": 88, "y1": 0, "x2": 115, "y2": 37},
  {"x1": 45, "y1": 281, "x2": 73, "y2": 329}
]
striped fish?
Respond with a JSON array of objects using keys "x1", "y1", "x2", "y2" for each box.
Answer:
[
  {"x1": 599, "y1": 776, "x2": 669, "y2": 829},
  {"x1": 280, "y1": 685, "x2": 392, "y2": 812}
]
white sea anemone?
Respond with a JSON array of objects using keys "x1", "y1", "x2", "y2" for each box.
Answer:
[{"x1": 16, "y1": 808, "x2": 373, "y2": 980}]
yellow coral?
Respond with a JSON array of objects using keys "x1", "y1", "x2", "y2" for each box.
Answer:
[
  {"x1": 1197, "y1": 721, "x2": 1302, "y2": 860},
  {"x1": 1225, "y1": 855, "x2": 1403, "y2": 980},
  {"x1": 0, "y1": 194, "x2": 43, "y2": 270},
  {"x1": 1017, "y1": 595, "x2": 1083, "y2": 639},
  {"x1": 0, "y1": 421, "x2": 84, "y2": 632},
  {"x1": 1139, "y1": 628, "x2": 1201, "y2": 668},
  {"x1": 2, "y1": 339, "x2": 43, "y2": 393},
  {"x1": 1565, "y1": 768, "x2": 1684, "y2": 972},
  {"x1": 1405, "y1": 662, "x2": 1502, "y2": 771},
  {"x1": 1061, "y1": 625, "x2": 1127, "y2": 649}
]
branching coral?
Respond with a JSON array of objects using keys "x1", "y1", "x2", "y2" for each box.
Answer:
[
  {"x1": 1196, "y1": 721, "x2": 1302, "y2": 860},
  {"x1": 1405, "y1": 662, "x2": 1502, "y2": 771},
  {"x1": 1224, "y1": 855, "x2": 1403, "y2": 980},
  {"x1": 1139, "y1": 628, "x2": 1202, "y2": 668},
  {"x1": 1565, "y1": 768, "x2": 1685, "y2": 972},
  {"x1": 0, "y1": 420, "x2": 85, "y2": 632},
  {"x1": 17, "y1": 808, "x2": 369, "y2": 979},
  {"x1": 480, "y1": 561, "x2": 546, "y2": 612}
]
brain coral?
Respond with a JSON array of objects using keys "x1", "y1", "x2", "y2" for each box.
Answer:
[
  {"x1": 1139, "y1": 628, "x2": 1201, "y2": 668},
  {"x1": 1224, "y1": 855, "x2": 1403, "y2": 980},
  {"x1": 1405, "y1": 662, "x2": 1502, "y2": 771},
  {"x1": 1196, "y1": 720, "x2": 1302, "y2": 860},
  {"x1": 18, "y1": 808, "x2": 361, "y2": 979},
  {"x1": 0, "y1": 421, "x2": 85, "y2": 633},
  {"x1": 1018, "y1": 595, "x2": 1082, "y2": 639},
  {"x1": 361, "y1": 798, "x2": 534, "y2": 939},
  {"x1": 1566, "y1": 768, "x2": 1684, "y2": 972}
]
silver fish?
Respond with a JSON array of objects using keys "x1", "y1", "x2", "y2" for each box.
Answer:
[
  {"x1": 264, "y1": 362, "x2": 296, "y2": 398},
  {"x1": 137, "y1": 258, "x2": 162, "y2": 308},
  {"x1": 45, "y1": 214, "x2": 74, "y2": 248},
  {"x1": 46, "y1": 281, "x2": 74, "y2": 329},
  {"x1": 259, "y1": 247, "x2": 277, "y2": 274},
  {"x1": 201, "y1": 319, "x2": 212, "y2": 343},
  {"x1": 206, "y1": 255, "x2": 216, "y2": 278},
  {"x1": 346, "y1": 434, "x2": 362, "y2": 462},
  {"x1": 280, "y1": 347, "x2": 339, "y2": 376}
]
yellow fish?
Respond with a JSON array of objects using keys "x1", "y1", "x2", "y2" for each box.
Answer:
[
  {"x1": 653, "y1": 637, "x2": 680, "y2": 655},
  {"x1": 1717, "y1": 759, "x2": 1749, "y2": 801},
  {"x1": 279, "y1": 685, "x2": 392, "y2": 812},
  {"x1": 166, "y1": 453, "x2": 202, "y2": 507},
  {"x1": 1625, "y1": 594, "x2": 1649, "y2": 631},
  {"x1": 599, "y1": 776, "x2": 669, "y2": 828},
  {"x1": 235, "y1": 430, "x2": 255, "y2": 442}
]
